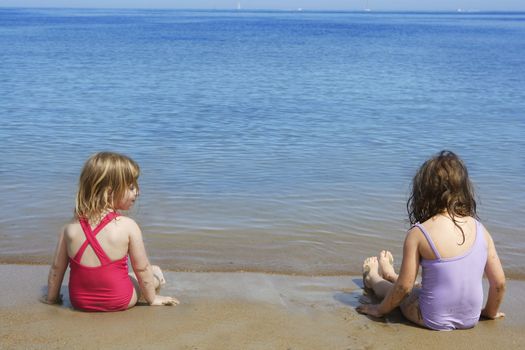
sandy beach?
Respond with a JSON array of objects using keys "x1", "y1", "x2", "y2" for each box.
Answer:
[{"x1": 1, "y1": 264, "x2": 524, "y2": 349}]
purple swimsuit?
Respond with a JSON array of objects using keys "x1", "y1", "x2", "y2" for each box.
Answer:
[{"x1": 415, "y1": 220, "x2": 487, "y2": 330}]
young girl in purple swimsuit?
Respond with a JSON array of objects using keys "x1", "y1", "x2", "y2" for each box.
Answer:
[{"x1": 357, "y1": 150, "x2": 506, "y2": 330}]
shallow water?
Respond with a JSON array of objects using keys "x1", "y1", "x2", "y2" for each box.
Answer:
[{"x1": 0, "y1": 9, "x2": 524, "y2": 277}]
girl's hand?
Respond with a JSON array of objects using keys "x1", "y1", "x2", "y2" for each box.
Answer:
[
  {"x1": 150, "y1": 295, "x2": 180, "y2": 306},
  {"x1": 39, "y1": 294, "x2": 63, "y2": 305},
  {"x1": 481, "y1": 308, "x2": 505, "y2": 320},
  {"x1": 356, "y1": 303, "x2": 384, "y2": 318}
]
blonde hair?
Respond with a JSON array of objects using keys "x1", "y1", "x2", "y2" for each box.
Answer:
[
  {"x1": 75, "y1": 152, "x2": 140, "y2": 221},
  {"x1": 407, "y1": 150, "x2": 477, "y2": 244}
]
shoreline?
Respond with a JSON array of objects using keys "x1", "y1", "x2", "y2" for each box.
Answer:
[
  {"x1": 2, "y1": 264, "x2": 524, "y2": 349},
  {"x1": 1, "y1": 260, "x2": 524, "y2": 281}
]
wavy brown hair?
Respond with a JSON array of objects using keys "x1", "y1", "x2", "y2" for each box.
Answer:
[
  {"x1": 407, "y1": 150, "x2": 477, "y2": 244},
  {"x1": 75, "y1": 152, "x2": 140, "y2": 223}
]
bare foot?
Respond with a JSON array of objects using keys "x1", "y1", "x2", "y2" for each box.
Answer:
[
  {"x1": 152, "y1": 265, "x2": 166, "y2": 292},
  {"x1": 362, "y1": 256, "x2": 379, "y2": 291},
  {"x1": 378, "y1": 250, "x2": 398, "y2": 283}
]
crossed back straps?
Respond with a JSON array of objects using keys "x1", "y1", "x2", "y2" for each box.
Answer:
[{"x1": 74, "y1": 212, "x2": 120, "y2": 265}]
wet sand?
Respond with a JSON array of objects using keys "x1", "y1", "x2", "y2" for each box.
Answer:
[{"x1": 1, "y1": 264, "x2": 524, "y2": 349}]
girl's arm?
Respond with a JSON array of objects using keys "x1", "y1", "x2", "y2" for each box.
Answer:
[
  {"x1": 481, "y1": 231, "x2": 506, "y2": 319},
  {"x1": 128, "y1": 219, "x2": 177, "y2": 306},
  {"x1": 44, "y1": 228, "x2": 68, "y2": 304},
  {"x1": 375, "y1": 228, "x2": 420, "y2": 315}
]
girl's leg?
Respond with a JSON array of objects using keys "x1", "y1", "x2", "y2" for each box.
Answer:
[
  {"x1": 127, "y1": 265, "x2": 166, "y2": 306},
  {"x1": 151, "y1": 265, "x2": 166, "y2": 292},
  {"x1": 363, "y1": 256, "x2": 394, "y2": 299},
  {"x1": 129, "y1": 265, "x2": 165, "y2": 291},
  {"x1": 378, "y1": 250, "x2": 399, "y2": 283},
  {"x1": 127, "y1": 278, "x2": 139, "y2": 308},
  {"x1": 363, "y1": 256, "x2": 426, "y2": 327},
  {"x1": 400, "y1": 288, "x2": 426, "y2": 327},
  {"x1": 378, "y1": 250, "x2": 422, "y2": 289}
]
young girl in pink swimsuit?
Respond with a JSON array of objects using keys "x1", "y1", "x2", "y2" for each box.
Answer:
[
  {"x1": 357, "y1": 150, "x2": 506, "y2": 330},
  {"x1": 43, "y1": 152, "x2": 179, "y2": 311}
]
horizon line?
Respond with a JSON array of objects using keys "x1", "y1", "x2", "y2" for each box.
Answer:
[{"x1": 1, "y1": 6, "x2": 525, "y2": 13}]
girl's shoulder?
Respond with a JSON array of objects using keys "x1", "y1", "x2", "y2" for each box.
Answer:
[
  {"x1": 419, "y1": 214, "x2": 477, "y2": 229},
  {"x1": 113, "y1": 215, "x2": 141, "y2": 233},
  {"x1": 114, "y1": 214, "x2": 134, "y2": 222},
  {"x1": 405, "y1": 214, "x2": 477, "y2": 241},
  {"x1": 62, "y1": 215, "x2": 139, "y2": 234},
  {"x1": 63, "y1": 218, "x2": 81, "y2": 238},
  {"x1": 113, "y1": 215, "x2": 143, "y2": 240},
  {"x1": 114, "y1": 214, "x2": 138, "y2": 225}
]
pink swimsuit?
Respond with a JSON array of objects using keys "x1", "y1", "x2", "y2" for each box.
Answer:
[{"x1": 68, "y1": 212, "x2": 134, "y2": 312}]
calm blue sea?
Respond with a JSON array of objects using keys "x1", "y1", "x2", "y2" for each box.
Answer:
[{"x1": 0, "y1": 8, "x2": 524, "y2": 276}]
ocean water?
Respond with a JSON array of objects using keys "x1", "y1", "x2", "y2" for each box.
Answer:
[{"x1": 0, "y1": 8, "x2": 524, "y2": 277}]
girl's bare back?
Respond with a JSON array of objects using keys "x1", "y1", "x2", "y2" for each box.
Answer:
[
  {"x1": 418, "y1": 215, "x2": 481, "y2": 260},
  {"x1": 64, "y1": 216, "x2": 134, "y2": 267}
]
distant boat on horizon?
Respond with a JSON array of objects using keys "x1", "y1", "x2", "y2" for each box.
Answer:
[{"x1": 364, "y1": 0, "x2": 371, "y2": 12}]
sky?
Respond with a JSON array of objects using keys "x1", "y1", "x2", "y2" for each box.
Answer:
[{"x1": 0, "y1": 1, "x2": 524, "y2": 11}]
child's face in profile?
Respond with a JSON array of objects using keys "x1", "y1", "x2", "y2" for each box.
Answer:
[{"x1": 116, "y1": 184, "x2": 139, "y2": 211}]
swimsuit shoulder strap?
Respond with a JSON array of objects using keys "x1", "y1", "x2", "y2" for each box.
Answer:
[
  {"x1": 413, "y1": 222, "x2": 442, "y2": 260},
  {"x1": 473, "y1": 219, "x2": 486, "y2": 248},
  {"x1": 73, "y1": 212, "x2": 120, "y2": 264}
]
